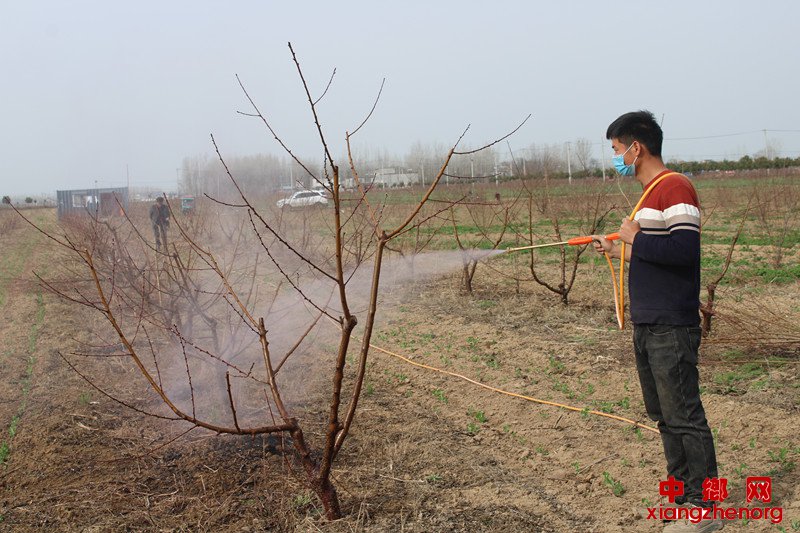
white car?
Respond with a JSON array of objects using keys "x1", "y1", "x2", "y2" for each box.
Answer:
[{"x1": 276, "y1": 190, "x2": 329, "y2": 209}]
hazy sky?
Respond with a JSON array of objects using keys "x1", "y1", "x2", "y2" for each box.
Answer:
[{"x1": 2, "y1": 1, "x2": 799, "y2": 196}]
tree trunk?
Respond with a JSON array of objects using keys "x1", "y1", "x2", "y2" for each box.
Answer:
[{"x1": 314, "y1": 477, "x2": 342, "y2": 520}]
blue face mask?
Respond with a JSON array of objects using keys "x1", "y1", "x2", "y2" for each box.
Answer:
[{"x1": 612, "y1": 144, "x2": 637, "y2": 176}]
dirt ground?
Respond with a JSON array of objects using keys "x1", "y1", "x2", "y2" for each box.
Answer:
[{"x1": 0, "y1": 208, "x2": 798, "y2": 532}]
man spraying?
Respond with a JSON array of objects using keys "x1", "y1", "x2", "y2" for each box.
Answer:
[
  {"x1": 593, "y1": 111, "x2": 722, "y2": 532},
  {"x1": 149, "y1": 196, "x2": 170, "y2": 252}
]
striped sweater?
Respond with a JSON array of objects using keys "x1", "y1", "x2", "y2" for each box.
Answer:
[{"x1": 630, "y1": 171, "x2": 701, "y2": 326}]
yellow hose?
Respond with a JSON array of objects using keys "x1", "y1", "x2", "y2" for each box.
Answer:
[{"x1": 370, "y1": 343, "x2": 659, "y2": 434}]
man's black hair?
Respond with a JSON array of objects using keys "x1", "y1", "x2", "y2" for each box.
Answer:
[{"x1": 606, "y1": 110, "x2": 663, "y2": 157}]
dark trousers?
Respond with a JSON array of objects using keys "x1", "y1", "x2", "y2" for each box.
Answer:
[
  {"x1": 634, "y1": 324, "x2": 718, "y2": 506},
  {"x1": 153, "y1": 224, "x2": 168, "y2": 251}
]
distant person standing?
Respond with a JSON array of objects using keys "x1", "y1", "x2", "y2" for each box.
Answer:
[{"x1": 149, "y1": 196, "x2": 170, "y2": 251}]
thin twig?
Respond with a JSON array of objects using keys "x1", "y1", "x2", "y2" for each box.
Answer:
[
  {"x1": 226, "y1": 372, "x2": 240, "y2": 432},
  {"x1": 453, "y1": 114, "x2": 531, "y2": 155},
  {"x1": 350, "y1": 78, "x2": 386, "y2": 137}
]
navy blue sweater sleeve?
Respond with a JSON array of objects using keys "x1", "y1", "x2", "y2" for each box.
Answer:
[{"x1": 630, "y1": 229, "x2": 700, "y2": 267}]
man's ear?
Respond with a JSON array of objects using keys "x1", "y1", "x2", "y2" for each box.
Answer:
[{"x1": 633, "y1": 140, "x2": 648, "y2": 158}]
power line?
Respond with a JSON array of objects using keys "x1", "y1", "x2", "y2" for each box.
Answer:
[
  {"x1": 667, "y1": 129, "x2": 800, "y2": 141},
  {"x1": 666, "y1": 130, "x2": 761, "y2": 141},
  {"x1": 667, "y1": 150, "x2": 800, "y2": 159}
]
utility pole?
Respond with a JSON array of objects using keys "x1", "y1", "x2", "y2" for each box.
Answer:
[
  {"x1": 421, "y1": 160, "x2": 425, "y2": 187},
  {"x1": 494, "y1": 154, "x2": 499, "y2": 186},
  {"x1": 566, "y1": 142, "x2": 573, "y2": 184},
  {"x1": 126, "y1": 164, "x2": 130, "y2": 189},
  {"x1": 469, "y1": 157, "x2": 475, "y2": 197},
  {"x1": 763, "y1": 129, "x2": 770, "y2": 159},
  {"x1": 600, "y1": 138, "x2": 606, "y2": 182}
]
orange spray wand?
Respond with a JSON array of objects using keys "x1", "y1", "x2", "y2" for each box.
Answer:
[{"x1": 504, "y1": 233, "x2": 620, "y2": 253}]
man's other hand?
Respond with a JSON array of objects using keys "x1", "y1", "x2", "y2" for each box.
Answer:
[
  {"x1": 591, "y1": 235, "x2": 613, "y2": 255},
  {"x1": 619, "y1": 217, "x2": 641, "y2": 244}
]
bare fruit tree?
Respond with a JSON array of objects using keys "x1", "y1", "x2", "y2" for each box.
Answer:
[
  {"x1": 515, "y1": 177, "x2": 613, "y2": 305},
  {"x1": 19, "y1": 44, "x2": 528, "y2": 520},
  {"x1": 700, "y1": 204, "x2": 749, "y2": 337},
  {"x1": 752, "y1": 177, "x2": 799, "y2": 268},
  {"x1": 449, "y1": 196, "x2": 518, "y2": 294}
]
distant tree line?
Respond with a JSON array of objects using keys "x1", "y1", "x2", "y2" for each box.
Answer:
[
  {"x1": 179, "y1": 140, "x2": 800, "y2": 196},
  {"x1": 179, "y1": 153, "x2": 295, "y2": 199},
  {"x1": 179, "y1": 144, "x2": 502, "y2": 196},
  {"x1": 667, "y1": 154, "x2": 800, "y2": 174},
  {"x1": 1, "y1": 195, "x2": 41, "y2": 206}
]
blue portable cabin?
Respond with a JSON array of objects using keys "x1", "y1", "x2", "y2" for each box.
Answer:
[{"x1": 56, "y1": 187, "x2": 129, "y2": 219}]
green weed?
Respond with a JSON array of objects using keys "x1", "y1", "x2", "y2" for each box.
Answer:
[
  {"x1": 593, "y1": 400, "x2": 615, "y2": 413},
  {"x1": 425, "y1": 473, "x2": 443, "y2": 483},
  {"x1": 468, "y1": 408, "x2": 488, "y2": 423},
  {"x1": 552, "y1": 380, "x2": 575, "y2": 399},
  {"x1": 766, "y1": 447, "x2": 796, "y2": 476},
  {"x1": 384, "y1": 370, "x2": 409, "y2": 385},
  {"x1": 466, "y1": 336, "x2": 480, "y2": 352},
  {"x1": 432, "y1": 389, "x2": 448, "y2": 403},
  {"x1": 602, "y1": 471, "x2": 626, "y2": 497},
  {"x1": 476, "y1": 299, "x2": 496, "y2": 310},
  {"x1": 7, "y1": 416, "x2": 20, "y2": 439},
  {"x1": 712, "y1": 363, "x2": 766, "y2": 394},
  {"x1": 292, "y1": 492, "x2": 313, "y2": 508},
  {"x1": 547, "y1": 355, "x2": 566, "y2": 374}
]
